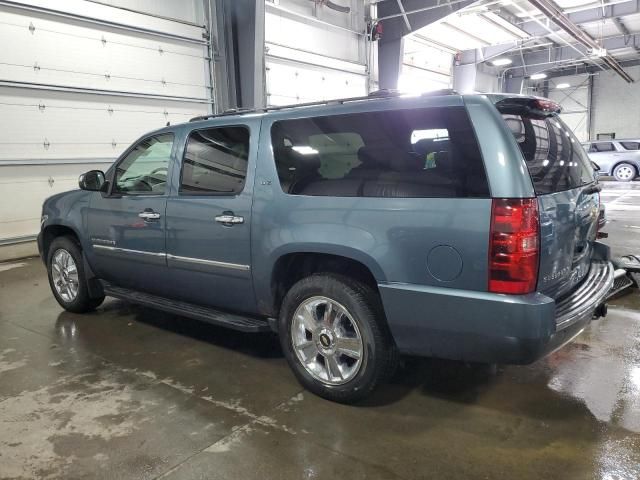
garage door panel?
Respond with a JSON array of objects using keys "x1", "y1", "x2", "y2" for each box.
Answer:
[
  {"x1": 0, "y1": 63, "x2": 207, "y2": 99},
  {"x1": 266, "y1": 60, "x2": 366, "y2": 105},
  {"x1": 0, "y1": 2, "x2": 210, "y2": 242},
  {"x1": 5, "y1": 0, "x2": 205, "y2": 41},
  {"x1": 265, "y1": 12, "x2": 362, "y2": 64},
  {"x1": 0, "y1": 7, "x2": 208, "y2": 97},
  {"x1": 0, "y1": 7, "x2": 206, "y2": 60},
  {"x1": 0, "y1": 87, "x2": 207, "y2": 161},
  {"x1": 0, "y1": 163, "x2": 104, "y2": 241}
]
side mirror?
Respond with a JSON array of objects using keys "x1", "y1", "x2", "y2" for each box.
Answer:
[{"x1": 79, "y1": 170, "x2": 107, "y2": 191}]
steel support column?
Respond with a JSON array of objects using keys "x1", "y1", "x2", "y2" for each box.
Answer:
[
  {"x1": 378, "y1": 37, "x2": 405, "y2": 90},
  {"x1": 204, "y1": 0, "x2": 265, "y2": 110}
]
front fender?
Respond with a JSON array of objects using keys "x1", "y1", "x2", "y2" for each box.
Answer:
[{"x1": 41, "y1": 190, "x2": 93, "y2": 252}]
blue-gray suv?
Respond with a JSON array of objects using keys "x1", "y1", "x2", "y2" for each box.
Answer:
[{"x1": 39, "y1": 92, "x2": 613, "y2": 403}]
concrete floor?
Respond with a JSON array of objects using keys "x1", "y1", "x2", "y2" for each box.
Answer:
[{"x1": 1, "y1": 180, "x2": 639, "y2": 480}]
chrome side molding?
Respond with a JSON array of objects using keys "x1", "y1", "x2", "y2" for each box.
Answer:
[
  {"x1": 92, "y1": 245, "x2": 165, "y2": 257},
  {"x1": 92, "y1": 245, "x2": 250, "y2": 271},
  {"x1": 167, "y1": 254, "x2": 250, "y2": 271}
]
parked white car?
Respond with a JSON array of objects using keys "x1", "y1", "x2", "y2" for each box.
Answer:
[{"x1": 583, "y1": 139, "x2": 640, "y2": 182}]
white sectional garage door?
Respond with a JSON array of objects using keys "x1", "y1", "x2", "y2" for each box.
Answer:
[
  {"x1": 0, "y1": 0, "x2": 211, "y2": 242},
  {"x1": 264, "y1": 0, "x2": 368, "y2": 106}
]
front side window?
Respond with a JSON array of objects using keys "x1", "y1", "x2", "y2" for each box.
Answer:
[
  {"x1": 593, "y1": 142, "x2": 615, "y2": 152},
  {"x1": 502, "y1": 114, "x2": 593, "y2": 194},
  {"x1": 270, "y1": 107, "x2": 488, "y2": 198},
  {"x1": 180, "y1": 126, "x2": 249, "y2": 195},
  {"x1": 114, "y1": 133, "x2": 174, "y2": 194}
]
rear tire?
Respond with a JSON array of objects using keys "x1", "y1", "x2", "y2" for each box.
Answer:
[
  {"x1": 613, "y1": 162, "x2": 636, "y2": 182},
  {"x1": 279, "y1": 274, "x2": 397, "y2": 404},
  {"x1": 47, "y1": 236, "x2": 104, "y2": 313}
]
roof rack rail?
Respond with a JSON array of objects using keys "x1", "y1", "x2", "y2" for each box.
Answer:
[{"x1": 188, "y1": 89, "x2": 458, "y2": 122}]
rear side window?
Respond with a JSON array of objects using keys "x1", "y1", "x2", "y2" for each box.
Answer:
[
  {"x1": 270, "y1": 107, "x2": 488, "y2": 198},
  {"x1": 592, "y1": 142, "x2": 615, "y2": 152},
  {"x1": 180, "y1": 126, "x2": 249, "y2": 195},
  {"x1": 620, "y1": 141, "x2": 640, "y2": 150},
  {"x1": 501, "y1": 114, "x2": 593, "y2": 194}
]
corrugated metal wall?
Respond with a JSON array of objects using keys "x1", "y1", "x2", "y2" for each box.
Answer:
[{"x1": 0, "y1": 0, "x2": 210, "y2": 242}]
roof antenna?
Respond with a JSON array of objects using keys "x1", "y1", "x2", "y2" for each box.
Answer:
[{"x1": 166, "y1": 121, "x2": 170, "y2": 126}]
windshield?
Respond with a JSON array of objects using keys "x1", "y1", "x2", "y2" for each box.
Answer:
[{"x1": 501, "y1": 114, "x2": 594, "y2": 194}]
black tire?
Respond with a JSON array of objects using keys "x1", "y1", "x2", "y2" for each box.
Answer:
[
  {"x1": 278, "y1": 274, "x2": 397, "y2": 404},
  {"x1": 46, "y1": 236, "x2": 104, "y2": 313},
  {"x1": 613, "y1": 162, "x2": 637, "y2": 182}
]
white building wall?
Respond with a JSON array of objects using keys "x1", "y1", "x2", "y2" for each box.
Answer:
[
  {"x1": 547, "y1": 75, "x2": 590, "y2": 142},
  {"x1": 590, "y1": 65, "x2": 640, "y2": 139}
]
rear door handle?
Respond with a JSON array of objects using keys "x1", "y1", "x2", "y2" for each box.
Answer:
[
  {"x1": 138, "y1": 210, "x2": 161, "y2": 221},
  {"x1": 215, "y1": 212, "x2": 244, "y2": 225}
]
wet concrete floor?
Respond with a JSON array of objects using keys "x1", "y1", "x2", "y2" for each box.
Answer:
[{"x1": 0, "y1": 180, "x2": 639, "y2": 479}]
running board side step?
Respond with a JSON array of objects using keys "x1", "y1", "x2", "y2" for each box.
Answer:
[{"x1": 103, "y1": 284, "x2": 271, "y2": 333}]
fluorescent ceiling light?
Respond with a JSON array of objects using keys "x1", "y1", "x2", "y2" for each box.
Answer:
[
  {"x1": 490, "y1": 58, "x2": 512, "y2": 66},
  {"x1": 530, "y1": 73, "x2": 547, "y2": 80},
  {"x1": 556, "y1": 83, "x2": 570, "y2": 89}
]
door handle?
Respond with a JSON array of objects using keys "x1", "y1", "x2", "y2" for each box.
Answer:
[
  {"x1": 215, "y1": 213, "x2": 244, "y2": 225},
  {"x1": 138, "y1": 210, "x2": 161, "y2": 220}
]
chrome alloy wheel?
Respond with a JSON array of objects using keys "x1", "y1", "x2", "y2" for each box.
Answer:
[
  {"x1": 51, "y1": 249, "x2": 79, "y2": 302},
  {"x1": 291, "y1": 296, "x2": 364, "y2": 385},
  {"x1": 616, "y1": 165, "x2": 634, "y2": 180}
]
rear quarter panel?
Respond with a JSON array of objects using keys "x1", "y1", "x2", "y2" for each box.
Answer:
[
  {"x1": 251, "y1": 98, "x2": 493, "y2": 316},
  {"x1": 462, "y1": 95, "x2": 535, "y2": 198}
]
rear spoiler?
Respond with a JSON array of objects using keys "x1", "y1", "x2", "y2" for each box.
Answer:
[{"x1": 493, "y1": 96, "x2": 562, "y2": 119}]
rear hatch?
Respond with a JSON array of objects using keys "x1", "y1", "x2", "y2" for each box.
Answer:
[{"x1": 495, "y1": 96, "x2": 600, "y2": 299}]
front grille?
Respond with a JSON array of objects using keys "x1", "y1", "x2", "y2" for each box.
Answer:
[{"x1": 555, "y1": 260, "x2": 614, "y2": 329}]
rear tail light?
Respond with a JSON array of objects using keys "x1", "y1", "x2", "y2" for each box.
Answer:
[{"x1": 489, "y1": 198, "x2": 540, "y2": 294}]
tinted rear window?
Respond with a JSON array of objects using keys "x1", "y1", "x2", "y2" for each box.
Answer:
[
  {"x1": 270, "y1": 107, "x2": 489, "y2": 198},
  {"x1": 501, "y1": 114, "x2": 593, "y2": 194},
  {"x1": 620, "y1": 141, "x2": 640, "y2": 150}
]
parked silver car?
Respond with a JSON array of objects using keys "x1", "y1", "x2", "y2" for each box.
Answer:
[{"x1": 583, "y1": 139, "x2": 640, "y2": 182}]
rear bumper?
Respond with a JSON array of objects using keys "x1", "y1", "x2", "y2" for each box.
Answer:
[{"x1": 379, "y1": 259, "x2": 614, "y2": 364}]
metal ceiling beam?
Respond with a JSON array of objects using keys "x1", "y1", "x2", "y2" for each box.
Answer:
[
  {"x1": 395, "y1": 0, "x2": 413, "y2": 32},
  {"x1": 376, "y1": 0, "x2": 477, "y2": 39},
  {"x1": 493, "y1": 33, "x2": 640, "y2": 80},
  {"x1": 457, "y1": 38, "x2": 552, "y2": 64},
  {"x1": 527, "y1": 0, "x2": 633, "y2": 82},
  {"x1": 543, "y1": 57, "x2": 640, "y2": 77},
  {"x1": 613, "y1": 16, "x2": 630, "y2": 36},
  {"x1": 376, "y1": 0, "x2": 476, "y2": 89},
  {"x1": 517, "y1": 0, "x2": 640, "y2": 37},
  {"x1": 441, "y1": 21, "x2": 491, "y2": 46}
]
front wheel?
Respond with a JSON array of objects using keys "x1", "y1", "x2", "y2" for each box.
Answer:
[
  {"x1": 47, "y1": 236, "x2": 104, "y2": 313},
  {"x1": 613, "y1": 162, "x2": 637, "y2": 182},
  {"x1": 279, "y1": 274, "x2": 397, "y2": 404}
]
